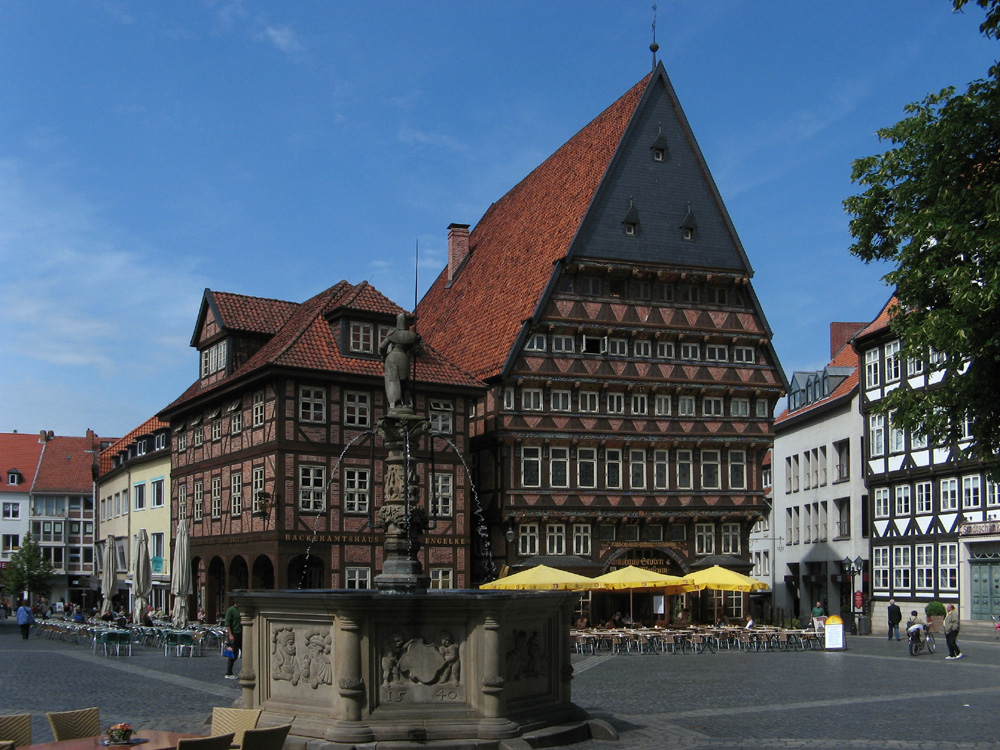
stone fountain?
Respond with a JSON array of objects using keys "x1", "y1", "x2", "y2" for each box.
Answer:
[{"x1": 232, "y1": 315, "x2": 615, "y2": 749}]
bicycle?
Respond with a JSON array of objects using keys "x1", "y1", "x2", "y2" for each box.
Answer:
[{"x1": 907, "y1": 625, "x2": 936, "y2": 655}]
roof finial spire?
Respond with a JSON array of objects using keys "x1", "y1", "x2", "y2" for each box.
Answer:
[{"x1": 650, "y1": 3, "x2": 659, "y2": 69}]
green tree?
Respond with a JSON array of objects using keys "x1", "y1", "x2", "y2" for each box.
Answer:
[
  {"x1": 0, "y1": 534, "x2": 55, "y2": 602},
  {"x1": 845, "y1": 6, "x2": 1000, "y2": 465}
]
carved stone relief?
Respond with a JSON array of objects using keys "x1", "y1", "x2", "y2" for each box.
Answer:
[
  {"x1": 504, "y1": 629, "x2": 546, "y2": 682},
  {"x1": 378, "y1": 629, "x2": 465, "y2": 705},
  {"x1": 270, "y1": 625, "x2": 334, "y2": 689}
]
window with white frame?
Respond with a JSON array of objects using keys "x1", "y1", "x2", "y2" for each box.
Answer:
[
  {"x1": 503, "y1": 388, "x2": 515, "y2": 410},
  {"x1": 869, "y1": 414, "x2": 885, "y2": 456},
  {"x1": 345, "y1": 567, "x2": 371, "y2": 589},
  {"x1": 344, "y1": 391, "x2": 371, "y2": 427},
  {"x1": 550, "y1": 448, "x2": 569, "y2": 488},
  {"x1": 134, "y1": 483, "x2": 146, "y2": 511},
  {"x1": 518, "y1": 523, "x2": 538, "y2": 556},
  {"x1": 721, "y1": 522, "x2": 740, "y2": 554},
  {"x1": 873, "y1": 547, "x2": 890, "y2": 590},
  {"x1": 178, "y1": 485, "x2": 187, "y2": 521},
  {"x1": 608, "y1": 338, "x2": 628, "y2": 356},
  {"x1": 874, "y1": 487, "x2": 890, "y2": 518},
  {"x1": 915, "y1": 481, "x2": 933, "y2": 513},
  {"x1": 701, "y1": 450, "x2": 720, "y2": 489},
  {"x1": 193, "y1": 426, "x2": 203, "y2": 447},
  {"x1": 193, "y1": 481, "x2": 203, "y2": 521},
  {"x1": 211, "y1": 418, "x2": 222, "y2": 441},
  {"x1": 552, "y1": 335, "x2": 574, "y2": 353},
  {"x1": 200, "y1": 339, "x2": 228, "y2": 377},
  {"x1": 915, "y1": 543, "x2": 934, "y2": 590},
  {"x1": 606, "y1": 449, "x2": 622, "y2": 489},
  {"x1": 755, "y1": 400, "x2": 769, "y2": 417},
  {"x1": 572, "y1": 523, "x2": 591, "y2": 556},
  {"x1": 521, "y1": 447, "x2": 541, "y2": 488},
  {"x1": 231, "y1": 473, "x2": 242, "y2": 515},
  {"x1": 525, "y1": 333, "x2": 546, "y2": 352},
  {"x1": 430, "y1": 569, "x2": 453, "y2": 589},
  {"x1": 634, "y1": 340, "x2": 652, "y2": 358},
  {"x1": 551, "y1": 390, "x2": 571, "y2": 412},
  {"x1": 938, "y1": 542, "x2": 958, "y2": 589},
  {"x1": 676, "y1": 449, "x2": 693, "y2": 489},
  {"x1": 349, "y1": 322, "x2": 374, "y2": 354},
  {"x1": 911, "y1": 426, "x2": 928, "y2": 449},
  {"x1": 231, "y1": 410, "x2": 243, "y2": 435},
  {"x1": 889, "y1": 413, "x2": 905, "y2": 453},
  {"x1": 864, "y1": 348, "x2": 880, "y2": 388},
  {"x1": 546, "y1": 524, "x2": 566, "y2": 555},
  {"x1": 580, "y1": 391, "x2": 599, "y2": 413},
  {"x1": 578, "y1": 448, "x2": 597, "y2": 488},
  {"x1": 893, "y1": 546, "x2": 911, "y2": 589},
  {"x1": 629, "y1": 449, "x2": 646, "y2": 489},
  {"x1": 607, "y1": 393, "x2": 625, "y2": 414},
  {"x1": 252, "y1": 391, "x2": 265, "y2": 427},
  {"x1": 884, "y1": 340, "x2": 901, "y2": 382},
  {"x1": 344, "y1": 468, "x2": 370, "y2": 514},
  {"x1": 521, "y1": 389, "x2": 543, "y2": 411},
  {"x1": 731, "y1": 398, "x2": 750, "y2": 417},
  {"x1": 680, "y1": 342, "x2": 700, "y2": 360},
  {"x1": 695, "y1": 523, "x2": 715, "y2": 555},
  {"x1": 151, "y1": 479, "x2": 164, "y2": 508},
  {"x1": 299, "y1": 465, "x2": 326, "y2": 512},
  {"x1": 657, "y1": 341, "x2": 675, "y2": 359},
  {"x1": 895, "y1": 485, "x2": 911, "y2": 516},
  {"x1": 211, "y1": 477, "x2": 222, "y2": 518},
  {"x1": 654, "y1": 450, "x2": 669, "y2": 489},
  {"x1": 963, "y1": 475, "x2": 981, "y2": 508},
  {"x1": 908, "y1": 356, "x2": 925, "y2": 377},
  {"x1": 155, "y1": 433, "x2": 166, "y2": 451},
  {"x1": 987, "y1": 479, "x2": 1000, "y2": 507},
  {"x1": 631, "y1": 393, "x2": 647, "y2": 415},
  {"x1": 252, "y1": 467, "x2": 265, "y2": 514},
  {"x1": 300, "y1": 386, "x2": 327, "y2": 423},
  {"x1": 177, "y1": 431, "x2": 187, "y2": 452},
  {"x1": 705, "y1": 344, "x2": 728, "y2": 362},
  {"x1": 703, "y1": 397, "x2": 724, "y2": 417},
  {"x1": 733, "y1": 346, "x2": 755, "y2": 364},
  {"x1": 431, "y1": 473, "x2": 453, "y2": 516},
  {"x1": 729, "y1": 450, "x2": 746, "y2": 490},
  {"x1": 678, "y1": 396, "x2": 696, "y2": 416},
  {"x1": 582, "y1": 335, "x2": 607, "y2": 355},
  {"x1": 429, "y1": 400, "x2": 453, "y2": 434},
  {"x1": 940, "y1": 478, "x2": 959, "y2": 511},
  {"x1": 654, "y1": 394, "x2": 671, "y2": 416}
]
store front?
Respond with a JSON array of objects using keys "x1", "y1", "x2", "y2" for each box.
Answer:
[{"x1": 959, "y1": 521, "x2": 1000, "y2": 621}]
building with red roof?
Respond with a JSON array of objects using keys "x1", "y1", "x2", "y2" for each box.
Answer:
[
  {"x1": 417, "y1": 62, "x2": 786, "y2": 624},
  {"x1": 1, "y1": 431, "x2": 47, "y2": 601}
]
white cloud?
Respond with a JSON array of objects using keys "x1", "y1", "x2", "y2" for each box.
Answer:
[
  {"x1": 260, "y1": 25, "x2": 304, "y2": 56},
  {"x1": 397, "y1": 126, "x2": 467, "y2": 154}
]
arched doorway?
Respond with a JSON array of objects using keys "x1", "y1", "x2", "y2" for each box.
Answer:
[
  {"x1": 288, "y1": 555, "x2": 324, "y2": 589},
  {"x1": 206, "y1": 557, "x2": 226, "y2": 623},
  {"x1": 594, "y1": 549, "x2": 689, "y2": 628},
  {"x1": 252, "y1": 555, "x2": 275, "y2": 589},
  {"x1": 229, "y1": 555, "x2": 249, "y2": 594}
]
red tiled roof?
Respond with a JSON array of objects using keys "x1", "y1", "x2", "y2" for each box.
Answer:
[
  {"x1": 33, "y1": 434, "x2": 104, "y2": 493},
  {"x1": 211, "y1": 292, "x2": 299, "y2": 337},
  {"x1": 0, "y1": 432, "x2": 45, "y2": 494},
  {"x1": 97, "y1": 416, "x2": 169, "y2": 477},
  {"x1": 416, "y1": 72, "x2": 653, "y2": 380},
  {"x1": 855, "y1": 294, "x2": 897, "y2": 341}
]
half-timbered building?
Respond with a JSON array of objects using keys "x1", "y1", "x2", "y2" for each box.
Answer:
[{"x1": 417, "y1": 62, "x2": 786, "y2": 623}]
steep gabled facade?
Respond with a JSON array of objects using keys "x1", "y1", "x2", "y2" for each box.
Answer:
[
  {"x1": 418, "y1": 63, "x2": 786, "y2": 623},
  {"x1": 855, "y1": 296, "x2": 1000, "y2": 625},
  {"x1": 160, "y1": 282, "x2": 483, "y2": 620},
  {"x1": 0, "y1": 432, "x2": 46, "y2": 601}
]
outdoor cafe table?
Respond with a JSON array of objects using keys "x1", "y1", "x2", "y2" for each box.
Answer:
[{"x1": 24, "y1": 731, "x2": 202, "y2": 750}]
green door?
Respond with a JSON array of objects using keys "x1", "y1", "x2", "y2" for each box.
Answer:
[{"x1": 969, "y1": 562, "x2": 1000, "y2": 620}]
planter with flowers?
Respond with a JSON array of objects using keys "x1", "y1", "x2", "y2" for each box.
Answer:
[{"x1": 105, "y1": 724, "x2": 134, "y2": 745}]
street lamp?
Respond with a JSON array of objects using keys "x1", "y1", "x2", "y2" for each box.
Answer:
[{"x1": 842, "y1": 556, "x2": 864, "y2": 635}]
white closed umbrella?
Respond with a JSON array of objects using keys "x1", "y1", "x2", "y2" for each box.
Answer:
[
  {"x1": 133, "y1": 529, "x2": 152, "y2": 623},
  {"x1": 170, "y1": 521, "x2": 192, "y2": 629},
  {"x1": 100, "y1": 534, "x2": 117, "y2": 616}
]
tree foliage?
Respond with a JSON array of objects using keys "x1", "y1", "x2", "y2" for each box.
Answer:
[
  {"x1": 953, "y1": 0, "x2": 1000, "y2": 40},
  {"x1": 845, "y1": 40, "x2": 1000, "y2": 463},
  {"x1": 0, "y1": 534, "x2": 55, "y2": 601}
]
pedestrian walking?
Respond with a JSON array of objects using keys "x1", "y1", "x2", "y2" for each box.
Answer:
[
  {"x1": 224, "y1": 600, "x2": 242, "y2": 679},
  {"x1": 16, "y1": 600, "x2": 35, "y2": 639},
  {"x1": 887, "y1": 598, "x2": 902, "y2": 641},
  {"x1": 944, "y1": 603, "x2": 963, "y2": 660}
]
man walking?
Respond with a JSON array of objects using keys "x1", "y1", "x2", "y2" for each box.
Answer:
[
  {"x1": 944, "y1": 603, "x2": 963, "y2": 660},
  {"x1": 887, "y1": 598, "x2": 902, "y2": 641},
  {"x1": 224, "y1": 600, "x2": 242, "y2": 679},
  {"x1": 16, "y1": 600, "x2": 34, "y2": 639}
]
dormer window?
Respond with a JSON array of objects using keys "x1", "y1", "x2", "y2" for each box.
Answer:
[
  {"x1": 349, "y1": 321, "x2": 374, "y2": 354},
  {"x1": 679, "y1": 202, "x2": 697, "y2": 242},
  {"x1": 625, "y1": 223, "x2": 637, "y2": 236},
  {"x1": 200, "y1": 339, "x2": 228, "y2": 378},
  {"x1": 7, "y1": 470, "x2": 21, "y2": 486},
  {"x1": 622, "y1": 198, "x2": 640, "y2": 237},
  {"x1": 650, "y1": 122, "x2": 669, "y2": 162},
  {"x1": 652, "y1": 149, "x2": 664, "y2": 162},
  {"x1": 681, "y1": 228, "x2": 694, "y2": 241}
]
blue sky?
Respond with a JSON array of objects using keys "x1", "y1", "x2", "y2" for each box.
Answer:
[{"x1": 1, "y1": 1, "x2": 997, "y2": 439}]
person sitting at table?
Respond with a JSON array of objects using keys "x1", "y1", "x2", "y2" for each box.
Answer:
[
  {"x1": 575, "y1": 615, "x2": 589, "y2": 628},
  {"x1": 605, "y1": 611, "x2": 623, "y2": 628},
  {"x1": 716, "y1": 614, "x2": 730, "y2": 627},
  {"x1": 142, "y1": 611, "x2": 155, "y2": 627},
  {"x1": 744, "y1": 615, "x2": 755, "y2": 629}
]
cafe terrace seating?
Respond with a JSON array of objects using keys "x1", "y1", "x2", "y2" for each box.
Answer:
[
  {"x1": 0, "y1": 713, "x2": 32, "y2": 748},
  {"x1": 238, "y1": 725, "x2": 291, "y2": 750},
  {"x1": 209, "y1": 709, "x2": 261, "y2": 749},
  {"x1": 176, "y1": 734, "x2": 234, "y2": 750},
  {"x1": 46, "y1": 708, "x2": 100, "y2": 742},
  {"x1": 570, "y1": 626, "x2": 827, "y2": 654}
]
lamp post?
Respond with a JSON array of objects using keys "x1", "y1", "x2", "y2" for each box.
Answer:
[{"x1": 842, "y1": 556, "x2": 864, "y2": 635}]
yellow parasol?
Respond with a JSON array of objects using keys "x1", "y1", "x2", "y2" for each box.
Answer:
[
  {"x1": 478, "y1": 564, "x2": 595, "y2": 591},
  {"x1": 683, "y1": 565, "x2": 768, "y2": 592},
  {"x1": 592, "y1": 565, "x2": 692, "y2": 622}
]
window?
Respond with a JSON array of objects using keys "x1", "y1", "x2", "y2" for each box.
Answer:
[
  {"x1": 606, "y1": 449, "x2": 622, "y2": 489},
  {"x1": 607, "y1": 393, "x2": 625, "y2": 414},
  {"x1": 429, "y1": 400, "x2": 453, "y2": 434},
  {"x1": 299, "y1": 465, "x2": 326, "y2": 512},
  {"x1": 939, "y1": 543, "x2": 958, "y2": 589},
  {"x1": 154, "y1": 433, "x2": 166, "y2": 451},
  {"x1": 552, "y1": 335, "x2": 574, "y2": 353},
  {"x1": 678, "y1": 396, "x2": 696, "y2": 416},
  {"x1": 915, "y1": 481, "x2": 933, "y2": 514},
  {"x1": 647, "y1": 524, "x2": 664, "y2": 542},
  {"x1": 908, "y1": 356, "x2": 925, "y2": 377},
  {"x1": 345, "y1": 567, "x2": 371, "y2": 589},
  {"x1": 729, "y1": 450, "x2": 746, "y2": 489},
  {"x1": 599, "y1": 524, "x2": 616, "y2": 542},
  {"x1": 200, "y1": 339, "x2": 228, "y2": 377},
  {"x1": 211, "y1": 477, "x2": 222, "y2": 519},
  {"x1": 629, "y1": 449, "x2": 646, "y2": 489},
  {"x1": 654, "y1": 395, "x2": 671, "y2": 416},
  {"x1": 546, "y1": 524, "x2": 566, "y2": 555},
  {"x1": 656, "y1": 341, "x2": 675, "y2": 359},
  {"x1": 193, "y1": 427, "x2": 204, "y2": 447},
  {"x1": 733, "y1": 346, "x2": 755, "y2": 364},
  {"x1": 915, "y1": 544, "x2": 934, "y2": 590},
  {"x1": 755, "y1": 400, "x2": 769, "y2": 418},
  {"x1": 895, "y1": 485, "x2": 911, "y2": 516},
  {"x1": 230, "y1": 473, "x2": 242, "y2": 515},
  {"x1": 721, "y1": 522, "x2": 740, "y2": 555},
  {"x1": 550, "y1": 448, "x2": 569, "y2": 488},
  {"x1": 911, "y1": 426, "x2": 929, "y2": 450},
  {"x1": 988, "y1": 479, "x2": 1000, "y2": 507},
  {"x1": 869, "y1": 414, "x2": 885, "y2": 456},
  {"x1": 211, "y1": 418, "x2": 222, "y2": 441},
  {"x1": 177, "y1": 431, "x2": 187, "y2": 452},
  {"x1": 431, "y1": 473, "x2": 453, "y2": 516},
  {"x1": 572, "y1": 524, "x2": 591, "y2": 556},
  {"x1": 582, "y1": 335, "x2": 606, "y2": 355},
  {"x1": 695, "y1": 523, "x2": 715, "y2": 555},
  {"x1": 701, "y1": 450, "x2": 720, "y2": 489},
  {"x1": 193, "y1": 481, "x2": 203, "y2": 521},
  {"x1": 349, "y1": 321, "x2": 374, "y2": 354},
  {"x1": 654, "y1": 450, "x2": 669, "y2": 489},
  {"x1": 580, "y1": 391, "x2": 599, "y2": 413},
  {"x1": 864, "y1": 348, "x2": 880, "y2": 388},
  {"x1": 834, "y1": 440, "x2": 850, "y2": 482},
  {"x1": 940, "y1": 478, "x2": 959, "y2": 511},
  {"x1": 521, "y1": 389, "x2": 543, "y2": 411},
  {"x1": 676, "y1": 449, "x2": 693, "y2": 489},
  {"x1": 579, "y1": 276, "x2": 601, "y2": 296},
  {"x1": 177, "y1": 485, "x2": 187, "y2": 521},
  {"x1": 344, "y1": 391, "x2": 371, "y2": 427},
  {"x1": 300, "y1": 387, "x2": 327, "y2": 423},
  {"x1": 503, "y1": 388, "x2": 515, "y2": 410},
  {"x1": 631, "y1": 393, "x2": 647, "y2": 415},
  {"x1": 893, "y1": 546, "x2": 911, "y2": 590},
  {"x1": 252, "y1": 467, "x2": 265, "y2": 514},
  {"x1": 6, "y1": 471, "x2": 21, "y2": 486},
  {"x1": 231, "y1": 411, "x2": 243, "y2": 435},
  {"x1": 430, "y1": 569, "x2": 453, "y2": 589},
  {"x1": 680, "y1": 343, "x2": 700, "y2": 360},
  {"x1": 874, "y1": 487, "x2": 890, "y2": 518},
  {"x1": 658, "y1": 283, "x2": 674, "y2": 302},
  {"x1": 607, "y1": 338, "x2": 628, "y2": 357},
  {"x1": 634, "y1": 340, "x2": 652, "y2": 358},
  {"x1": 706, "y1": 344, "x2": 728, "y2": 362},
  {"x1": 2, "y1": 502, "x2": 20, "y2": 519},
  {"x1": 578, "y1": 448, "x2": 597, "y2": 488},
  {"x1": 1, "y1": 534, "x2": 19, "y2": 557},
  {"x1": 521, "y1": 447, "x2": 541, "y2": 487},
  {"x1": 151, "y1": 479, "x2": 164, "y2": 508},
  {"x1": 885, "y1": 340, "x2": 901, "y2": 382},
  {"x1": 518, "y1": 523, "x2": 538, "y2": 556},
  {"x1": 873, "y1": 547, "x2": 890, "y2": 590},
  {"x1": 133, "y1": 483, "x2": 146, "y2": 511},
  {"x1": 525, "y1": 333, "x2": 546, "y2": 352},
  {"x1": 963, "y1": 475, "x2": 982, "y2": 508},
  {"x1": 551, "y1": 390, "x2": 571, "y2": 412},
  {"x1": 731, "y1": 398, "x2": 750, "y2": 417},
  {"x1": 252, "y1": 391, "x2": 265, "y2": 427},
  {"x1": 889, "y1": 412, "x2": 905, "y2": 453},
  {"x1": 703, "y1": 397, "x2": 723, "y2": 417},
  {"x1": 679, "y1": 285, "x2": 699, "y2": 303}
]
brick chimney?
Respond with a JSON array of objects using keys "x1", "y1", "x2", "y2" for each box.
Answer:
[
  {"x1": 447, "y1": 223, "x2": 471, "y2": 283},
  {"x1": 829, "y1": 322, "x2": 867, "y2": 359}
]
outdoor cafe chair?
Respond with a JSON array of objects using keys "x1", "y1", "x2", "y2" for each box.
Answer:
[
  {"x1": 0, "y1": 713, "x2": 31, "y2": 748},
  {"x1": 46, "y1": 707, "x2": 100, "y2": 741},
  {"x1": 210, "y1": 708, "x2": 261, "y2": 748},
  {"x1": 239, "y1": 725, "x2": 291, "y2": 750},
  {"x1": 176, "y1": 734, "x2": 235, "y2": 750}
]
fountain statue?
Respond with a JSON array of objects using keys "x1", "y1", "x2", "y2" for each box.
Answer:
[{"x1": 231, "y1": 314, "x2": 616, "y2": 748}]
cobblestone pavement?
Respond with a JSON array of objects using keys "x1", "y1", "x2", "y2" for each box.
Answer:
[{"x1": 2, "y1": 618, "x2": 999, "y2": 749}]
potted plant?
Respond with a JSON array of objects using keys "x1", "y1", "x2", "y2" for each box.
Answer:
[
  {"x1": 925, "y1": 601, "x2": 946, "y2": 629},
  {"x1": 106, "y1": 723, "x2": 134, "y2": 744}
]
